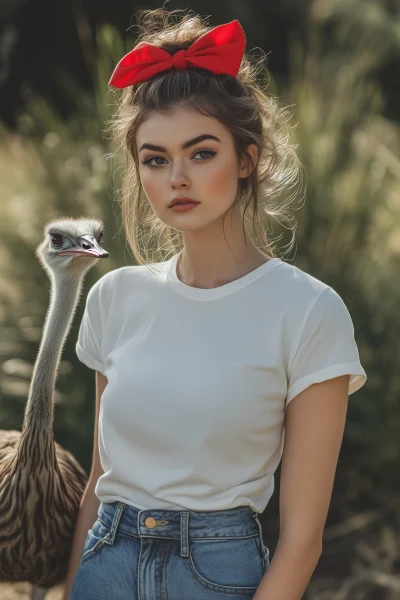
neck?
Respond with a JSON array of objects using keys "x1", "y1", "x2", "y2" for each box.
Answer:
[
  {"x1": 178, "y1": 206, "x2": 269, "y2": 288},
  {"x1": 18, "y1": 271, "x2": 83, "y2": 460}
]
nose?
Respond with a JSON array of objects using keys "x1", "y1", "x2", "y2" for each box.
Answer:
[{"x1": 170, "y1": 162, "x2": 190, "y2": 189}]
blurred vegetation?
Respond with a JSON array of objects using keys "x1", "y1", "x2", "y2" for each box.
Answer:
[{"x1": 0, "y1": 1, "x2": 399, "y2": 598}]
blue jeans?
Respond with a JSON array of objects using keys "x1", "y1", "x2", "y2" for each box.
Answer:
[{"x1": 70, "y1": 500, "x2": 270, "y2": 599}]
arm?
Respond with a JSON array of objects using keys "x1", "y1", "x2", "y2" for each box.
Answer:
[
  {"x1": 253, "y1": 374, "x2": 350, "y2": 600},
  {"x1": 62, "y1": 371, "x2": 107, "y2": 600},
  {"x1": 62, "y1": 482, "x2": 101, "y2": 600}
]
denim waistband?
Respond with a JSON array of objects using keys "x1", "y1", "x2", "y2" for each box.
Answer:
[{"x1": 97, "y1": 501, "x2": 264, "y2": 559}]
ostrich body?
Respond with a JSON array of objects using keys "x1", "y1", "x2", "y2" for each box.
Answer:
[{"x1": 0, "y1": 217, "x2": 109, "y2": 590}]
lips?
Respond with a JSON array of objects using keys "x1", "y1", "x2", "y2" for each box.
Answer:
[{"x1": 169, "y1": 197, "x2": 199, "y2": 207}]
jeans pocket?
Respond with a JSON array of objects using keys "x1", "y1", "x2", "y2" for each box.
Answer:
[
  {"x1": 80, "y1": 518, "x2": 113, "y2": 565},
  {"x1": 186, "y1": 534, "x2": 264, "y2": 595}
]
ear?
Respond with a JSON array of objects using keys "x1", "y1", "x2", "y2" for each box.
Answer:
[{"x1": 239, "y1": 144, "x2": 258, "y2": 178}]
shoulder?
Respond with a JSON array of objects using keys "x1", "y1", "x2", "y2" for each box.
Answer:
[
  {"x1": 274, "y1": 259, "x2": 331, "y2": 308},
  {"x1": 273, "y1": 260, "x2": 353, "y2": 337},
  {"x1": 87, "y1": 259, "x2": 170, "y2": 301},
  {"x1": 104, "y1": 259, "x2": 170, "y2": 288}
]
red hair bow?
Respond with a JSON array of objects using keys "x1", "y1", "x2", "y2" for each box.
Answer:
[{"x1": 108, "y1": 20, "x2": 246, "y2": 88}]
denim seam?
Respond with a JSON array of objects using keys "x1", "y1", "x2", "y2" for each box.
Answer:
[{"x1": 116, "y1": 529, "x2": 260, "y2": 541}]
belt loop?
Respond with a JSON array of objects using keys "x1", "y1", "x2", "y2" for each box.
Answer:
[
  {"x1": 137, "y1": 509, "x2": 143, "y2": 535},
  {"x1": 107, "y1": 502, "x2": 126, "y2": 544},
  {"x1": 180, "y1": 512, "x2": 190, "y2": 558},
  {"x1": 254, "y1": 514, "x2": 265, "y2": 553}
]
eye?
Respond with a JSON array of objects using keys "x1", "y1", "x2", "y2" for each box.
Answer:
[
  {"x1": 195, "y1": 150, "x2": 216, "y2": 160},
  {"x1": 51, "y1": 234, "x2": 63, "y2": 247},
  {"x1": 141, "y1": 149, "x2": 216, "y2": 168},
  {"x1": 97, "y1": 232, "x2": 104, "y2": 244},
  {"x1": 142, "y1": 156, "x2": 167, "y2": 167}
]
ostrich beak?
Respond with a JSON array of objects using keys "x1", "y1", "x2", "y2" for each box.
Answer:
[{"x1": 56, "y1": 236, "x2": 109, "y2": 258}]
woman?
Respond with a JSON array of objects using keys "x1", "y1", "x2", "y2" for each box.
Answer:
[{"x1": 65, "y1": 8, "x2": 367, "y2": 600}]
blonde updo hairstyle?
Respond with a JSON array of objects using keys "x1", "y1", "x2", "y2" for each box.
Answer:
[{"x1": 107, "y1": 8, "x2": 305, "y2": 266}]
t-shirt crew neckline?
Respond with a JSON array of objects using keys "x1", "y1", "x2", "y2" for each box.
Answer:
[{"x1": 166, "y1": 251, "x2": 282, "y2": 301}]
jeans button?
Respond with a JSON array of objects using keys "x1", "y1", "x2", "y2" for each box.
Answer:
[{"x1": 145, "y1": 517, "x2": 157, "y2": 529}]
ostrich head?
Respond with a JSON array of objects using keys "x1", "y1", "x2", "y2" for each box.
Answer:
[{"x1": 35, "y1": 216, "x2": 109, "y2": 278}]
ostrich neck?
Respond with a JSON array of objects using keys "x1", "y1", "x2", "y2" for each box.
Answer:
[{"x1": 20, "y1": 271, "x2": 84, "y2": 448}]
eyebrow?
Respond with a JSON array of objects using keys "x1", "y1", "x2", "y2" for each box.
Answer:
[{"x1": 139, "y1": 134, "x2": 221, "y2": 153}]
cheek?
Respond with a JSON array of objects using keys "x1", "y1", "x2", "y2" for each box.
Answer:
[
  {"x1": 140, "y1": 170, "x2": 161, "y2": 200},
  {"x1": 206, "y1": 161, "x2": 238, "y2": 195}
]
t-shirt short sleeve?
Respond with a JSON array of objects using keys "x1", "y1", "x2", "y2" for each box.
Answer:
[
  {"x1": 286, "y1": 286, "x2": 367, "y2": 408},
  {"x1": 76, "y1": 279, "x2": 105, "y2": 375}
]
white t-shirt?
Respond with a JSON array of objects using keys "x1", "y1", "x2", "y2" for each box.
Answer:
[{"x1": 76, "y1": 252, "x2": 367, "y2": 514}]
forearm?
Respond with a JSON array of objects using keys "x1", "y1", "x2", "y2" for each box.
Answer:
[
  {"x1": 62, "y1": 481, "x2": 100, "y2": 600},
  {"x1": 253, "y1": 538, "x2": 322, "y2": 600}
]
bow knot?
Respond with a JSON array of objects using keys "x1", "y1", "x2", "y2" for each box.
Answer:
[
  {"x1": 172, "y1": 50, "x2": 189, "y2": 70},
  {"x1": 108, "y1": 20, "x2": 246, "y2": 88}
]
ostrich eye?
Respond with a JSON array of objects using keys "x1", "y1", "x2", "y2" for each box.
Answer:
[
  {"x1": 51, "y1": 234, "x2": 63, "y2": 247},
  {"x1": 97, "y1": 232, "x2": 104, "y2": 244}
]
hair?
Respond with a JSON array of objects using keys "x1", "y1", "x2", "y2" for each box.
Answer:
[{"x1": 106, "y1": 8, "x2": 306, "y2": 267}]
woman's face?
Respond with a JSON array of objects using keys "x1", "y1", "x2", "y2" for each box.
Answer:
[{"x1": 135, "y1": 104, "x2": 256, "y2": 232}]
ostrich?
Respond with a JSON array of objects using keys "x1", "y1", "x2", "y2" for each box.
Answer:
[{"x1": 0, "y1": 217, "x2": 109, "y2": 599}]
